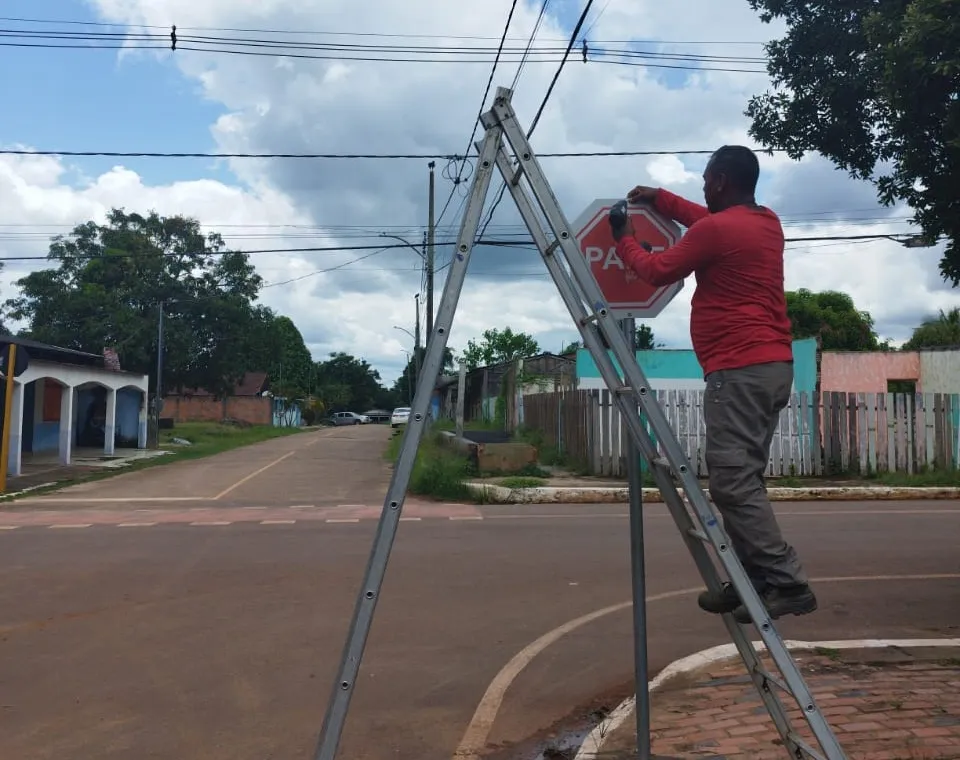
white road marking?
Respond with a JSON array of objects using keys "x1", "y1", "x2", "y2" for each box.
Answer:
[
  {"x1": 261, "y1": 520, "x2": 296, "y2": 525},
  {"x1": 213, "y1": 450, "x2": 297, "y2": 500},
  {"x1": 326, "y1": 518, "x2": 360, "y2": 524},
  {"x1": 117, "y1": 522, "x2": 158, "y2": 527},
  {"x1": 189, "y1": 521, "x2": 232, "y2": 526}
]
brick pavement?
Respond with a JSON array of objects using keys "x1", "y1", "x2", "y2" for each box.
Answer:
[{"x1": 596, "y1": 646, "x2": 960, "y2": 759}]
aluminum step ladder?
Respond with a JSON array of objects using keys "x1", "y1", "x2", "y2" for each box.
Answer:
[{"x1": 313, "y1": 86, "x2": 848, "y2": 760}]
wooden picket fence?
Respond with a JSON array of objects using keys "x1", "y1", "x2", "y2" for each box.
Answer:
[{"x1": 521, "y1": 389, "x2": 960, "y2": 478}]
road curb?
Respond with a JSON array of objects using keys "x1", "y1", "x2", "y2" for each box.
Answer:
[
  {"x1": 465, "y1": 482, "x2": 960, "y2": 503},
  {"x1": 573, "y1": 636, "x2": 960, "y2": 760}
]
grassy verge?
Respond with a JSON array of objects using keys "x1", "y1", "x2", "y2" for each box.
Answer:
[
  {"x1": 497, "y1": 476, "x2": 547, "y2": 489},
  {"x1": 158, "y1": 421, "x2": 304, "y2": 461},
  {"x1": 2, "y1": 422, "x2": 306, "y2": 502},
  {"x1": 383, "y1": 427, "x2": 476, "y2": 501}
]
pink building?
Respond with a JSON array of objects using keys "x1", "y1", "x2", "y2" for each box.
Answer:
[{"x1": 820, "y1": 351, "x2": 921, "y2": 393}]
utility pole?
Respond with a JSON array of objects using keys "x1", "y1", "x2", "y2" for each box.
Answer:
[
  {"x1": 152, "y1": 301, "x2": 165, "y2": 448},
  {"x1": 426, "y1": 161, "x2": 436, "y2": 344},
  {"x1": 455, "y1": 361, "x2": 466, "y2": 438},
  {"x1": 414, "y1": 293, "x2": 421, "y2": 352}
]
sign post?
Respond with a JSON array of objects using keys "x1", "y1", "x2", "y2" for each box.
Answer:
[
  {"x1": 574, "y1": 199, "x2": 683, "y2": 759},
  {"x1": 0, "y1": 342, "x2": 29, "y2": 492}
]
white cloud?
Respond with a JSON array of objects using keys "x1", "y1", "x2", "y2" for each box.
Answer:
[{"x1": 0, "y1": 0, "x2": 955, "y2": 387}]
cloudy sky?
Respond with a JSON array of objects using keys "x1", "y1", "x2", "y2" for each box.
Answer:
[{"x1": 1, "y1": 0, "x2": 956, "y2": 386}]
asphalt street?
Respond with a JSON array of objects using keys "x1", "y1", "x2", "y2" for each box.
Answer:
[{"x1": 0, "y1": 425, "x2": 957, "y2": 760}]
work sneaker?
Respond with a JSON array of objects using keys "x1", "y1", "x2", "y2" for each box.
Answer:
[
  {"x1": 697, "y1": 583, "x2": 742, "y2": 614},
  {"x1": 733, "y1": 584, "x2": 818, "y2": 625}
]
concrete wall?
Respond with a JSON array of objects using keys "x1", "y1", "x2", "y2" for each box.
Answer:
[
  {"x1": 576, "y1": 337, "x2": 819, "y2": 393},
  {"x1": 163, "y1": 395, "x2": 273, "y2": 425},
  {"x1": 819, "y1": 351, "x2": 921, "y2": 393},
  {"x1": 918, "y1": 350, "x2": 960, "y2": 393}
]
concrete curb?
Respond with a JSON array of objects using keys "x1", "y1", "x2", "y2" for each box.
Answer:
[
  {"x1": 573, "y1": 637, "x2": 960, "y2": 760},
  {"x1": 466, "y1": 482, "x2": 960, "y2": 504}
]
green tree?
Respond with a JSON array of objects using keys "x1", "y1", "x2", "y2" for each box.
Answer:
[
  {"x1": 315, "y1": 352, "x2": 392, "y2": 412},
  {"x1": 745, "y1": 0, "x2": 960, "y2": 284},
  {"x1": 4, "y1": 209, "x2": 265, "y2": 395},
  {"x1": 903, "y1": 307, "x2": 960, "y2": 349},
  {"x1": 244, "y1": 312, "x2": 314, "y2": 399},
  {"x1": 461, "y1": 327, "x2": 540, "y2": 370},
  {"x1": 786, "y1": 289, "x2": 882, "y2": 351},
  {"x1": 562, "y1": 322, "x2": 660, "y2": 352}
]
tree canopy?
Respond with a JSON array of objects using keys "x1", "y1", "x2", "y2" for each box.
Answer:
[
  {"x1": 461, "y1": 327, "x2": 540, "y2": 370},
  {"x1": 391, "y1": 346, "x2": 455, "y2": 405},
  {"x1": 5, "y1": 209, "x2": 272, "y2": 395},
  {"x1": 745, "y1": 0, "x2": 960, "y2": 284},
  {"x1": 903, "y1": 307, "x2": 960, "y2": 349},
  {"x1": 562, "y1": 322, "x2": 660, "y2": 353},
  {"x1": 786, "y1": 288, "x2": 886, "y2": 351},
  {"x1": 314, "y1": 352, "x2": 396, "y2": 413}
]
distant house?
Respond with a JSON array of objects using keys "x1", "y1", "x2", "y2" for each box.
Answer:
[
  {"x1": 164, "y1": 371, "x2": 300, "y2": 427},
  {"x1": 435, "y1": 352, "x2": 577, "y2": 428}
]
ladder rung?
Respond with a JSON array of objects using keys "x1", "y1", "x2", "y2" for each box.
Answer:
[
  {"x1": 651, "y1": 456, "x2": 670, "y2": 469},
  {"x1": 786, "y1": 733, "x2": 828, "y2": 760},
  {"x1": 579, "y1": 313, "x2": 599, "y2": 325},
  {"x1": 754, "y1": 666, "x2": 792, "y2": 697},
  {"x1": 686, "y1": 528, "x2": 709, "y2": 542}
]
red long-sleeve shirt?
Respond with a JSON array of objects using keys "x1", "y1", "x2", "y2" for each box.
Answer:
[{"x1": 615, "y1": 189, "x2": 793, "y2": 377}]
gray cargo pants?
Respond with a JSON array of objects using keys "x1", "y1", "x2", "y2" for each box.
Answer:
[{"x1": 703, "y1": 361, "x2": 808, "y2": 589}]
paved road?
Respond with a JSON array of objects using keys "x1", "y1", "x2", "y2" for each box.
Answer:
[{"x1": 0, "y1": 426, "x2": 958, "y2": 760}]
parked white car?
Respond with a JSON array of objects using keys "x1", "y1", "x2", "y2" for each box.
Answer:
[{"x1": 390, "y1": 407, "x2": 411, "y2": 428}]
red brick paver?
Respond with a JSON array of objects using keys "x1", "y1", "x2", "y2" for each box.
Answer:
[{"x1": 599, "y1": 647, "x2": 960, "y2": 759}]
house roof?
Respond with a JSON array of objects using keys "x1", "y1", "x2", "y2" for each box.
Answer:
[
  {"x1": 0, "y1": 335, "x2": 105, "y2": 369},
  {"x1": 178, "y1": 371, "x2": 269, "y2": 397}
]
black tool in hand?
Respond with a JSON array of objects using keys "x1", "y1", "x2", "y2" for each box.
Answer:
[{"x1": 609, "y1": 200, "x2": 654, "y2": 251}]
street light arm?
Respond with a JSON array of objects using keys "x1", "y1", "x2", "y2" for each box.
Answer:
[{"x1": 379, "y1": 233, "x2": 426, "y2": 260}]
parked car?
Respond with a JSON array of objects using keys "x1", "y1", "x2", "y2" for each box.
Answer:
[
  {"x1": 390, "y1": 407, "x2": 411, "y2": 428},
  {"x1": 331, "y1": 411, "x2": 370, "y2": 426}
]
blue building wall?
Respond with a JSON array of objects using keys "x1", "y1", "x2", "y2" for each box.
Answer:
[
  {"x1": 22, "y1": 381, "x2": 142, "y2": 453},
  {"x1": 272, "y1": 397, "x2": 303, "y2": 428},
  {"x1": 576, "y1": 337, "x2": 819, "y2": 394}
]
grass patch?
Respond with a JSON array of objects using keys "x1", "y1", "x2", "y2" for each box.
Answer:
[
  {"x1": 383, "y1": 428, "x2": 475, "y2": 501},
  {"x1": 497, "y1": 476, "x2": 547, "y2": 489},
  {"x1": 159, "y1": 421, "x2": 303, "y2": 460}
]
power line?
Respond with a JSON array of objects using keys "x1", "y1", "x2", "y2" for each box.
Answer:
[
  {"x1": 477, "y1": 0, "x2": 596, "y2": 243},
  {"x1": 0, "y1": 233, "x2": 924, "y2": 264},
  {"x1": 0, "y1": 16, "x2": 771, "y2": 45},
  {"x1": 0, "y1": 147, "x2": 779, "y2": 159},
  {"x1": 435, "y1": 0, "x2": 521, "y2": 230}
]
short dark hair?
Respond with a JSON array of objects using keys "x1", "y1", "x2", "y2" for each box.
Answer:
[{"x1": 709, "y1": 145, "x2": 760, "y2": 194}]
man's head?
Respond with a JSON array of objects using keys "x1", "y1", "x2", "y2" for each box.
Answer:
[{"x1": 702, "y1": 145, "x2": 760, "y2": 212}]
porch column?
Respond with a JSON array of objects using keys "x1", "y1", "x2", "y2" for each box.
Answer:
[
  {"x1": 59, "y1": 385, "x2": 74, "y2": 466},
  {"x1": 104, "y1": 388, "x2": 117, "y2": 456},
  {"x1": 137, "y1": 391, "x2": 147, "y2": 448},
  {"x1": 7, "y1": 381, "x2": 24, "y2": 477}
]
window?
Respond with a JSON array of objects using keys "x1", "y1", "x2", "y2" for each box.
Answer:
[{"x1": 42, "y1": 381, "x2": 62, "y2": 423}]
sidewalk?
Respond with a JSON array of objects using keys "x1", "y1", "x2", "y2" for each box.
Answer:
[
  {"x1": 467, "y1": 478, "x2": 960, "y2": 504},
  {"x1": 593, "y1": 645, "x2": 960, "y2": 759}
]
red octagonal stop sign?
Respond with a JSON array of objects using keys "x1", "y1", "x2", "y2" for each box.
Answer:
[{"x1": 572, "y1": 198, "x2": 684, "y2": 319}]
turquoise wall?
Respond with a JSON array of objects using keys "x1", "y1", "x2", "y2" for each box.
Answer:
[{"x1": 576, "y1": 337, "x2": 819, "y2": 394}]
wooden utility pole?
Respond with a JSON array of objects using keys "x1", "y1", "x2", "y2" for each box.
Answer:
[
  {"x1": 455, "y1": 362, "x2": 466, "y2": 438},
  {"x1": 0, "y1": 343, "x2": 17, "y2": 492},
  {"x1": 426, "y1": 161, "x2": 436, "y2": 344}
]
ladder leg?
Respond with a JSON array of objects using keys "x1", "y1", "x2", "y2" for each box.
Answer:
[
  {"x1": 312, "y1": 124, "x2": 503, "y2": 760},
  {"x1": 485, "y1": 87, "x2": 847, "y2": 760}
]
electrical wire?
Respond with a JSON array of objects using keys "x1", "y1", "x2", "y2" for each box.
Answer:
[
  {"x1": 0, "y1": 233, "x2": 925, "y2": 264},
  {"x1": 476, "y1": 0, "x2": 595, "y2": 244},
  {"x1": 0, "y1": 147, "x2": 782, "y2": 159},
  {"x1": 434, "y1": 0, "x2": 521, "y2": 231}
]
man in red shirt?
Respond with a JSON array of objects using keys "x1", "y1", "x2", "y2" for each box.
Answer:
[{"x1": 609, "y1": 145, "x2": 817, "y2": 625}]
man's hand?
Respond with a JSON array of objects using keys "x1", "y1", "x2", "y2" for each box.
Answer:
[
  {"x1": 627, "y1": 185, "x2": 659, "y2": 204},
  {"x1": 608, "y1": 200, "x2": 634, "y2": 242}
]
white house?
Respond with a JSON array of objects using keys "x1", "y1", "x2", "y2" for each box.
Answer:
[{"x1": 0, "y1": 337, "x2": 150, "y2": 477}]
